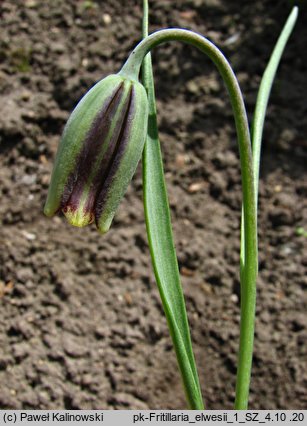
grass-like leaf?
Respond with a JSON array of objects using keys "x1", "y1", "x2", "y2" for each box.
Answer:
[
  {"x1": 141, "y1": 0, "x2": 204, "y2": 410},
  {"x1": 235, "y1": 6, "x2": 298, "y2": 409},
  {"x1": 251, "y1": 6, "x2": 298, "y2": 205}
]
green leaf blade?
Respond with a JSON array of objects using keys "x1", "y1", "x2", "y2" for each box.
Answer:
[
  {"x1": 252, "y1": 6, "x2": 298, "y2": 205},
  {"x1": 235, "y1": 6, "x2": 298, "y2": 409},
  {"x1": 142, "y1": 100, "x2": 204, "y2": 409},
  {"x1": 141, "y1": 1, "x2": 203, "y2": 408}
]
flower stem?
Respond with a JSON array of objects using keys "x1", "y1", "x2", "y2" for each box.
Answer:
[{"x1": 121, "y1": 28, "x2": 258, "y2": 409}]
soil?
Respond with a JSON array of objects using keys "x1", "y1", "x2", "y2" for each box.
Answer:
[{"x1": 0, "y1": 0, "x2": 306, "y2": 410}]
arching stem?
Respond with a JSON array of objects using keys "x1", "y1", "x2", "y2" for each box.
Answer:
[{"x1": 121, "y1": 29, "x2": 258, "y2": 409}]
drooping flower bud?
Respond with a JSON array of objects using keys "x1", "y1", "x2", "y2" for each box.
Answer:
[{"x1": 44, "y1": 74, "x2": 148, "y2": 234}]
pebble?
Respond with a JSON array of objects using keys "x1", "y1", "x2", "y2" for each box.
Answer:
[
  {"x1": 102, "y1": 13, "x2": 112, "y2": 25},
  {"x1": 25, "y1": 0, "x2": 38, "y2": 8},
  {"x1": 20, "y1": 174, "x2": 37, "y2": 185},
  {"x1": 230, "y1": 293, "x2": 238, "y2": 303},
  {"x1": 21, "y1": 230, "x2": 36, "y2": 241},
  {"x1": 188, "y1": 182, "x2": 206, "y2": 193}
]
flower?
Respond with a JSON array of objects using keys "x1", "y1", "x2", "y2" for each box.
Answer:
[{"x1": 44, "y1": 74, "x2": 148, "y2": 233}]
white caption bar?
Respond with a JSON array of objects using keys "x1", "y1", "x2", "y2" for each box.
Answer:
[{"x1": 0, "y1": 410, "x2": 305, "y2": 426}]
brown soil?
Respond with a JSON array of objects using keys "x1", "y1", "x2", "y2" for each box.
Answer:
[{"x1": 0, "y1": 0, "x2": 306, "y2": 410}]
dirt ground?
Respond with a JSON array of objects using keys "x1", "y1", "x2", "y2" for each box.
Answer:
[{"x1": 0, "y1": 0, "x2": 306, "y2": 410}]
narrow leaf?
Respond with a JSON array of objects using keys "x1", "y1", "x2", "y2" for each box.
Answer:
[
  {"x1": 252, "y1": 6, "x2": 298, "y2": 206},
  {"x1": 141, "y1": 0, "x2": 204, "y2": 409},
  {"x1": 236, "y1": 7, "x2": 298, "y2": 409}
]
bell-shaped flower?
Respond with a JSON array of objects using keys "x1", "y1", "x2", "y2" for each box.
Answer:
[{"x1": 44, "y1": 74, "x2": 148, "y2": 233}]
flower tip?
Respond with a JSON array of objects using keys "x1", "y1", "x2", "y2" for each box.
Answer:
[
  {"x1": 97, "y1": 221, "x2": 111, "y2": 235},
  {"x1": 63, "y1": 206, "x2": 94, "y2": 228},
  {"x1": 43, "y1": 204, "x2": 56, "y2": 218}
]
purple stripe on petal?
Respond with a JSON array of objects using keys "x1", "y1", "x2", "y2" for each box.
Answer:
[
  {"x1": 94, "y1": 86, "x2": 136, "y2": 224},
  {"x1": 61, "y1": 81, "x2": 128, "y2": 217},
  {"x1": 82, "y1": 85, "x2": 133, "y2": 216}
]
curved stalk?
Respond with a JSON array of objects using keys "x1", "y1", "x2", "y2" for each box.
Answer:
[{"x1": 121, "y1": 29, "x2": 258, "y2": 409}]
